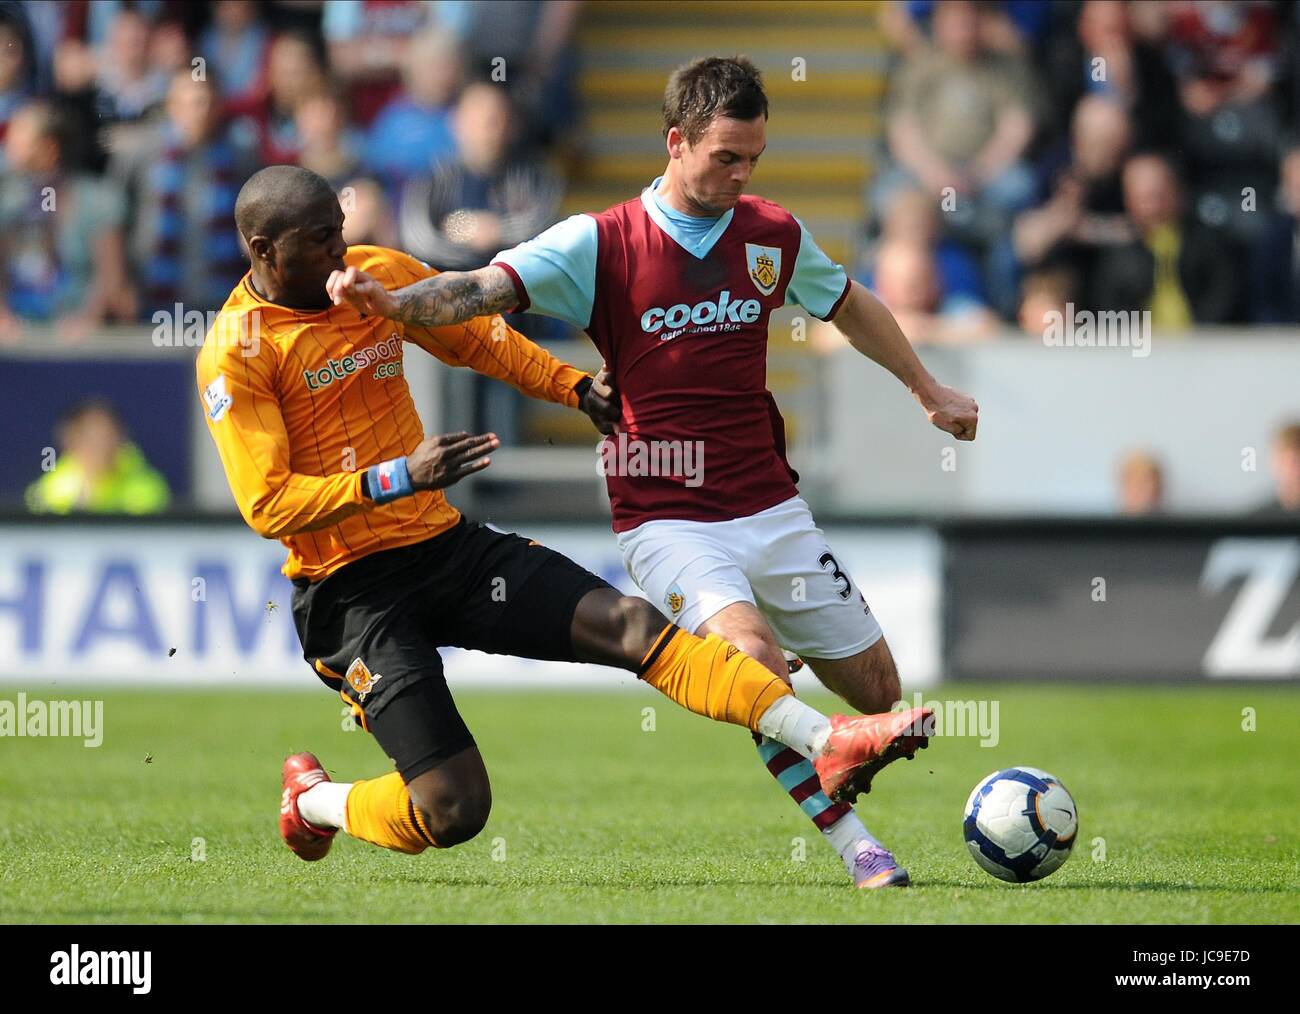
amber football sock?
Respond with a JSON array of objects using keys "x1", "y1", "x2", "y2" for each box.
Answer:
[
  {"x1": 342, "y1": 772, "x2": 439, "y2": 854},
  {"x1": 638, "y1": 624, "x2": 793, "y2": 731}
]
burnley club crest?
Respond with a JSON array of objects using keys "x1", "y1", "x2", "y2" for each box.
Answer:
[{"x1": 745, "y1": 243, "x2": 781, "y2": 296}]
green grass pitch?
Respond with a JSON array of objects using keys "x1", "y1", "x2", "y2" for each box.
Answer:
[{"x1": 1, "y1": 683, "x2": 1296, "y2": 923}]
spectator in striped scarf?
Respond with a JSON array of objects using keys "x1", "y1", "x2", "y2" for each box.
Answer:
[
  {"x1": 110, "y1": 70, "x2": 256, "y2": 318},
  {"x1": 224, "y1": 31, "x2": 326, "y2": 167}
]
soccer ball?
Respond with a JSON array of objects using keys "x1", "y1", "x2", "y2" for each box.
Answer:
[{"x1": 963, "y1": 766, "x2": 1078, "y2": 883}]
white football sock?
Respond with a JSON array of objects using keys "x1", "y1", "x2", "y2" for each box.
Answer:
[
  {"x1": 826, "y1": 810, "x2": 885, "y2": 872},
  {"x1": 297, "y1": 781, "x2": 352, "y2": 833},
  {"x1": 756, "y1": 695, "x2": 831, "y2": 761}
]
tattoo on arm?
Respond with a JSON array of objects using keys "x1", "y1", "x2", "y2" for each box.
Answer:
[{"x1": 394, "y1": 266, "x2": 519, "y2": 327}]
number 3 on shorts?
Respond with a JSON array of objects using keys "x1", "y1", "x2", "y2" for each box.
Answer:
[{"x1": 818, "y1": 551, "x2": 852, "y2": 601}]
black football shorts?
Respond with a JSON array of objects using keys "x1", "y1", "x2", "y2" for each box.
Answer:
[{"x1": 291, "y1": 517, "x2": 613, "y2": 781}]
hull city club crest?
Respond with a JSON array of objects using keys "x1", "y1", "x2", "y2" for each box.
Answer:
[
  {"x1": 745, "y1": 243, "x2": 781, "y2": 296},
  {"x1": 345, "y1": 657, "x2": 382, "y2": 699}
]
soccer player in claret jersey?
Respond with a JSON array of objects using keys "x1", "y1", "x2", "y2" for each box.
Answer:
[
  {"x1": 202, "y1": 164, "x2": 931, "y2": 872},
  {"x1": 327, "y1": 58, "x2": 978, "y2": 888}
]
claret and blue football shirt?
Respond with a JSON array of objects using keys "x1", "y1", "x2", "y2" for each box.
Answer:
[{"x1": 491, "y1": 177, "x2": 852, "y2": 531}]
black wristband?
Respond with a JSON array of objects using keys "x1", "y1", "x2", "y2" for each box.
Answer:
[
  {"x1": 361, "y1": 471, "x2": 373, "y2": 500},
  {"x1": 574, "y1": 375, "x2": 593, "y2": 405}
]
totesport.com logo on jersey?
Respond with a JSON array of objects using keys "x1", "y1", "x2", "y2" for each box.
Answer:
[
  {"x1": 302, "y1": 334, "x2": 404, "y2": 391},
  {"x1": 640, "y1": 289, "x2": 762, "y2": 339}
]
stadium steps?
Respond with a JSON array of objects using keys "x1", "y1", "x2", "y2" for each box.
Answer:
[{"x1": 567, "y1": 0, "x2": 888, "y2": 266}]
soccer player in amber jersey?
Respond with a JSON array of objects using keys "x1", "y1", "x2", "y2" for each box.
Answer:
[
  {"x1": 200, "y1": 165, "x2": 931, "y2": 868},
  {"x1": 327, "y1": 59, "x2": 979, "y2": 888}
]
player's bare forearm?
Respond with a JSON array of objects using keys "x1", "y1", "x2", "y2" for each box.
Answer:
[
  {"x1": 392, "y1": 267, "x2": 519, "y2": 327},
  {"x1": 831, "y1": 280, "x2": 979, "y2": 440},
  {"x1": 327, "y1": 264, "x2": 519, "y2": 327},
  {"x1": 834, "y1": 281, "x2": 938, "y2": 396}
]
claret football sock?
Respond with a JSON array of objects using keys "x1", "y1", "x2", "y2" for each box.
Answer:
[
  {"x1": 341, "y1": 772, "x2": 439, "y2": 854},
  {"x1": 638, "y1": 624, "x2": 793, "y2": 730},
  {"x1": 755, "y1": 736, "x2": 884, "y2": 883},
  {"x1": 298, "y1": 780, "x2": 352, "y2": 833}
]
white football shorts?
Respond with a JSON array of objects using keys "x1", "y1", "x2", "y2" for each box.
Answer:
[{"x1": 616, "y1": 495, "x2": 883, "y2": 659}]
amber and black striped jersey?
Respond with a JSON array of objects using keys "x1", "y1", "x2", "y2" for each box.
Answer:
[{"x1": 196, "y1": 245, "x2": 587, "y2": 581}]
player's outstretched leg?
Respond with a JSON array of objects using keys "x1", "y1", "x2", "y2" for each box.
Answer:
[
  {"x1": 695, "y1": 603, "x2": 915, "y2": 887},
  {"x1": 569, "y1": 589, "x2": 933, "y2": 806}
]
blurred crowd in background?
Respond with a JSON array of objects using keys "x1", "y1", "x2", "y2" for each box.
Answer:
[
  {"x1": 2, "y1": 0, "x2": 1298, "y2": 519},
  {"x1": 0, "y1": 0, "x2": 579, "y2": 339},
  {"x1": 4, "y1": 0, "x2": 1300, "y2": 330},
  {"x1": 3, "y1": 1, "x2": 1300, "y2": 339},
  {"x1": 867, "y1": 0, "x2": 1300, "y2": 339}
]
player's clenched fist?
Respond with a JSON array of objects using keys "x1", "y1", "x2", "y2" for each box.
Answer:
[
  {"x1": 918, "y1": 384, "x2": 979, "y2": 441},
  {"x1": 327, "y1": 265, "x2": 399, "y2": 318},
  {"x1": 580, "y1": 367, "x2": 621, "y2": 435},
  {"x1": 408, "y1": 432, "x2": 499, "y2": 490}
]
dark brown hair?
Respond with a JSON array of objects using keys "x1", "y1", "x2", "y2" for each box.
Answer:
[{"x1": 662, "y1": 56, "x2": 768, "y2": 144}]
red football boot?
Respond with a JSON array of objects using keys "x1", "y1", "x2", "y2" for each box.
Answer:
[
  {"x1": 813, "y1": 707, "x2": 934, "y2": 804},
  {"x1": 279, "y1": 752, "x2": 337, "y2": 861}
]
